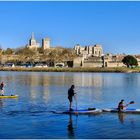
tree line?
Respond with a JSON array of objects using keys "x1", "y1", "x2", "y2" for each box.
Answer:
[{"x1": 0, "y1": 46, "x2": 77, "y2": 66}]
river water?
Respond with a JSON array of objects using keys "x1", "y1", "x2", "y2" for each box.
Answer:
[{"x1": 0, "y1": 71, "x2": 140, "y2": 138}]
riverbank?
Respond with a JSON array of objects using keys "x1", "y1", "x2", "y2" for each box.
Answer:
[{"x1": 0, "y1": 66, "x2": 140, "y2": 73}]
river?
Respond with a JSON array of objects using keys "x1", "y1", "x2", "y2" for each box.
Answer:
[{"x1": 0, "y1": 71, "x2": 140, "y2": 138}]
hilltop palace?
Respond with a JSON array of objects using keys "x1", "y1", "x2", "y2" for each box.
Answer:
[
  {"x1": 26, "y1": 32, "x2": 140, "y2": 67},
  {"x1": 1, "y1": 32, "x2": 140, "y2": 67},
  {"x1": 27, "y1": 32, "x2": 50, "y2": 50},
  {"x1": 73, "y1": 44, "x2": 140, "y2": 67}
]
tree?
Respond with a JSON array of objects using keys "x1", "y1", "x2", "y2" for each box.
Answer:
[
  {"x1": 2, "y1": 48, "x2": 14, "y2": 55},
  {"x1": 122, "y1": 55, "x2": 138, "y2": 68},
  {"x1": 15, "y1": 47, "x2": 36, "y2": 56},
  {"x1": 0, "y1": 45, "x2": 3, "y2": 55}
]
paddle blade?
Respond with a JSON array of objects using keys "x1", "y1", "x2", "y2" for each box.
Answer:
[{"x1": 129, "y1": 101, "x2": 135, "y2": 104}]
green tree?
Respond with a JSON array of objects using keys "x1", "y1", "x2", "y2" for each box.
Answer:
[
  {"x1": 37, "y1": 47, "x2": 44, "y2": 54},
  {"x1": 15, "y1": 47, "x2": 36, "y2": 56},
  {"x1": 122, "y1": 55, "x2": 138, "y2": 68},
  {"x1": 3, "y1": 48, "x2": 14, "y2": 55},
  {"x1": 0, "y1": 45, "x2": 3, "y2": 55}
]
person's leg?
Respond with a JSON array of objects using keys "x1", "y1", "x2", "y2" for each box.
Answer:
[
  {"x1": 70, "y1": 102, "x2": 72, "y2": 109},
  {"x1": 0, "y1": 90, "x2": 2, "y2": 95},
  {"x1": 1, "y1": 89, "x2": 4, "y2": 96}
]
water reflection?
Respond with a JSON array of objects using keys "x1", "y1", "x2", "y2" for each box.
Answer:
[
  {"x1": 0, "y1": 99, "x2": 3, "y2": 107},
  {"x1": 117, "y1": 113, "x2": 136, "y2": 128},
  {"x1": 6, "y1": 72, "x2": 104, "y2": 88},
  {"x1": 118, "y1": 113, "x2": 126, "y2": 124},
  {"x1": 73, "y1": 73, "x2": 103, "y2": 87},
  {"x1": 67, "y1": 114, "x2": 77, "y2": 139},
  {"x1": 0, "y1": 72, "x2": 105, "y2": 105},
  {"x1": 1, "y1": 72, "x2": 140, "y2": 108},
  {"x1": 0, "y1": 72, "x2": 140, "y2": 138}
]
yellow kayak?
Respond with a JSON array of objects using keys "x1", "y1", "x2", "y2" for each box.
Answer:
[{"x1": 0, "y1": 95, "x2": 18, "y2": 98}]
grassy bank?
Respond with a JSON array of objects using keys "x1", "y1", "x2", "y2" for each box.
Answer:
[{"x1": 0, "y1": 66, "x2": 140, "y2": 73}]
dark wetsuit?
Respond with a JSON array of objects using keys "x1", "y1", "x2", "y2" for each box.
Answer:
[
  {"x1": 68, "y1": 88, "x2": 76, "y2": 102},
  {"x1": 0, "y1": 83, "x2": 4, "y2": 90}
]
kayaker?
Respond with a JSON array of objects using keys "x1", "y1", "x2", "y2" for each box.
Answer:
[
  {"x1": 68, "y1": 85, "x2": 76, "y2": 111},
  {"x1": 0, "y1": 81, "x2": 4, "y2": 96},
  {"x1": 118, "y1": 99, "x2": 126, "y2": 111}
]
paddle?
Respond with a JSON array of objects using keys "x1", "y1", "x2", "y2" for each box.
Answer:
[
  {"x1": 74, "y1": 94, "x2": 78, "y2": 115},
  {"x1": 126, "y1": 101, "x2": 135, "y2": 106}
]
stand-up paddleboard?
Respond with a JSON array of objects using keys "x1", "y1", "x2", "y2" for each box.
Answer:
[
  {"x1": 103, "y1": 108, "x2": 140, "y2": 114},
  {"x1": 52, "y1": 108, "x2": 102, "y2": 115},
  {"x1": 0, "y1": 95, "x2": 18, "y2": 98}
]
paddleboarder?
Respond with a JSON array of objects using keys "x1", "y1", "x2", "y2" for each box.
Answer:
[
  {"x1": 0, "y1": 81, "x2": 5, "y2": 96},
  {"x1": 68, "y1": 85, "x2": 76, "y2": 111}
]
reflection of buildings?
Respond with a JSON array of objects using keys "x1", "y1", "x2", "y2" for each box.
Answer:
[
  {"x1": 29, "y1": 73, "x2": 50, "y2": 102},
  {"x1": 73, "y1": 73, "x2": 102, "y2": 87},
  {"x1": 72, "y1": 73, "x2": 103, "y2": 101}
]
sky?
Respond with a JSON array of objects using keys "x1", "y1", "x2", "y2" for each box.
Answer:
[{"x1": 0, "y1": 1, "x2": 140, "y2": 54}]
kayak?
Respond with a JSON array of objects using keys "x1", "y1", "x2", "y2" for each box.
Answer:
[
  {"x1": 52, "y1": 108, "x2": 102, "y2": 115},
  {"x1": 103, "y1": 108, "x2": 140, "y2": 114},
  {"x1": 0, "y1": 95, "x2": 18, "y2": 98}
]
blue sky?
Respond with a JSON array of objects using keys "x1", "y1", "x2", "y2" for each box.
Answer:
[{"x1": 0, "y1": 1, "x2": 140, "y2": 54}]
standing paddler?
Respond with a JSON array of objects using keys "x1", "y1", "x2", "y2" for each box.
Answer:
[
  {"x1": 0, "y1": 81, "x2": 5, "y2": 96},
  {"x1": 68, "y1": 85, "x2": 76, "y2": 111}
]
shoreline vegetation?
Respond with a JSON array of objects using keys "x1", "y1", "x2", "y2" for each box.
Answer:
[{"x1": 0, "y1": 67, "x2": 140, "y2": 73}]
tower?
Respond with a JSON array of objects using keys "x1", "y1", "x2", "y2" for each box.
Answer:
[
  {"x1": 29, "y1": 32, "x2": 36, "y2": 46},
  {"x1": 93, "y1": 44, "x2": 103, "y2": 57},
  {"x1": 74, "y1": 44, "x2": 81, "y2": 55},
  {"x1": 42, "y1": 38, "x2": 50, "y2": 50},
  {"x1": 28, "y1": 32, "x2": 39, "y2": 50}
]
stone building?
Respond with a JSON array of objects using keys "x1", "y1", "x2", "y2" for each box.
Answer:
[
  {"x1": 74, "y1": 44, "x2": 103, "y2": 57},
  {"x1": 73, "y1": 44, "x2": 104, "y2": 67},
  {"x1": 28, "y1": 32, "x2": 40, "y2": 50},
  {"x1": 73, "y1": 56, "x2": 103, "y2": 67},
  {"x1": 73, "y1": 44, "x2": 130, "y2": 68},
  {"x1": 42, "y1": 38, "x2": 50, "y2": 50},
  {"x1": 103, "y1": 54, "x2": 125, "y2": 67},
  {"x1": 28, "y1": 33, "x2": 51, "y2": 50}
]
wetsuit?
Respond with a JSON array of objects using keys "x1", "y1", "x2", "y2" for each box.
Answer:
[
  {"x1": 68, "y1": 88, "x2": 76, "y2": 102},
  {"x1": 0, "y1": 83, "x2": 4, "y2": 90}
]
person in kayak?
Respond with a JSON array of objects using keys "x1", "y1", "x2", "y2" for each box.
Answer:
[
  {"x1": 68, "y1": 85, "x2": 76, "y2": 111},
  {"x1": 118, "y1": 99, "x2": 126, "y2": 111},
  {"x1": 0, "y1": 81, "x2": 5, "y2": 96}
]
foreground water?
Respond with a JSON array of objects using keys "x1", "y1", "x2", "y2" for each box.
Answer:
[{"x1": 0, "y1": 71, "x2": 140, "y2": 138}]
